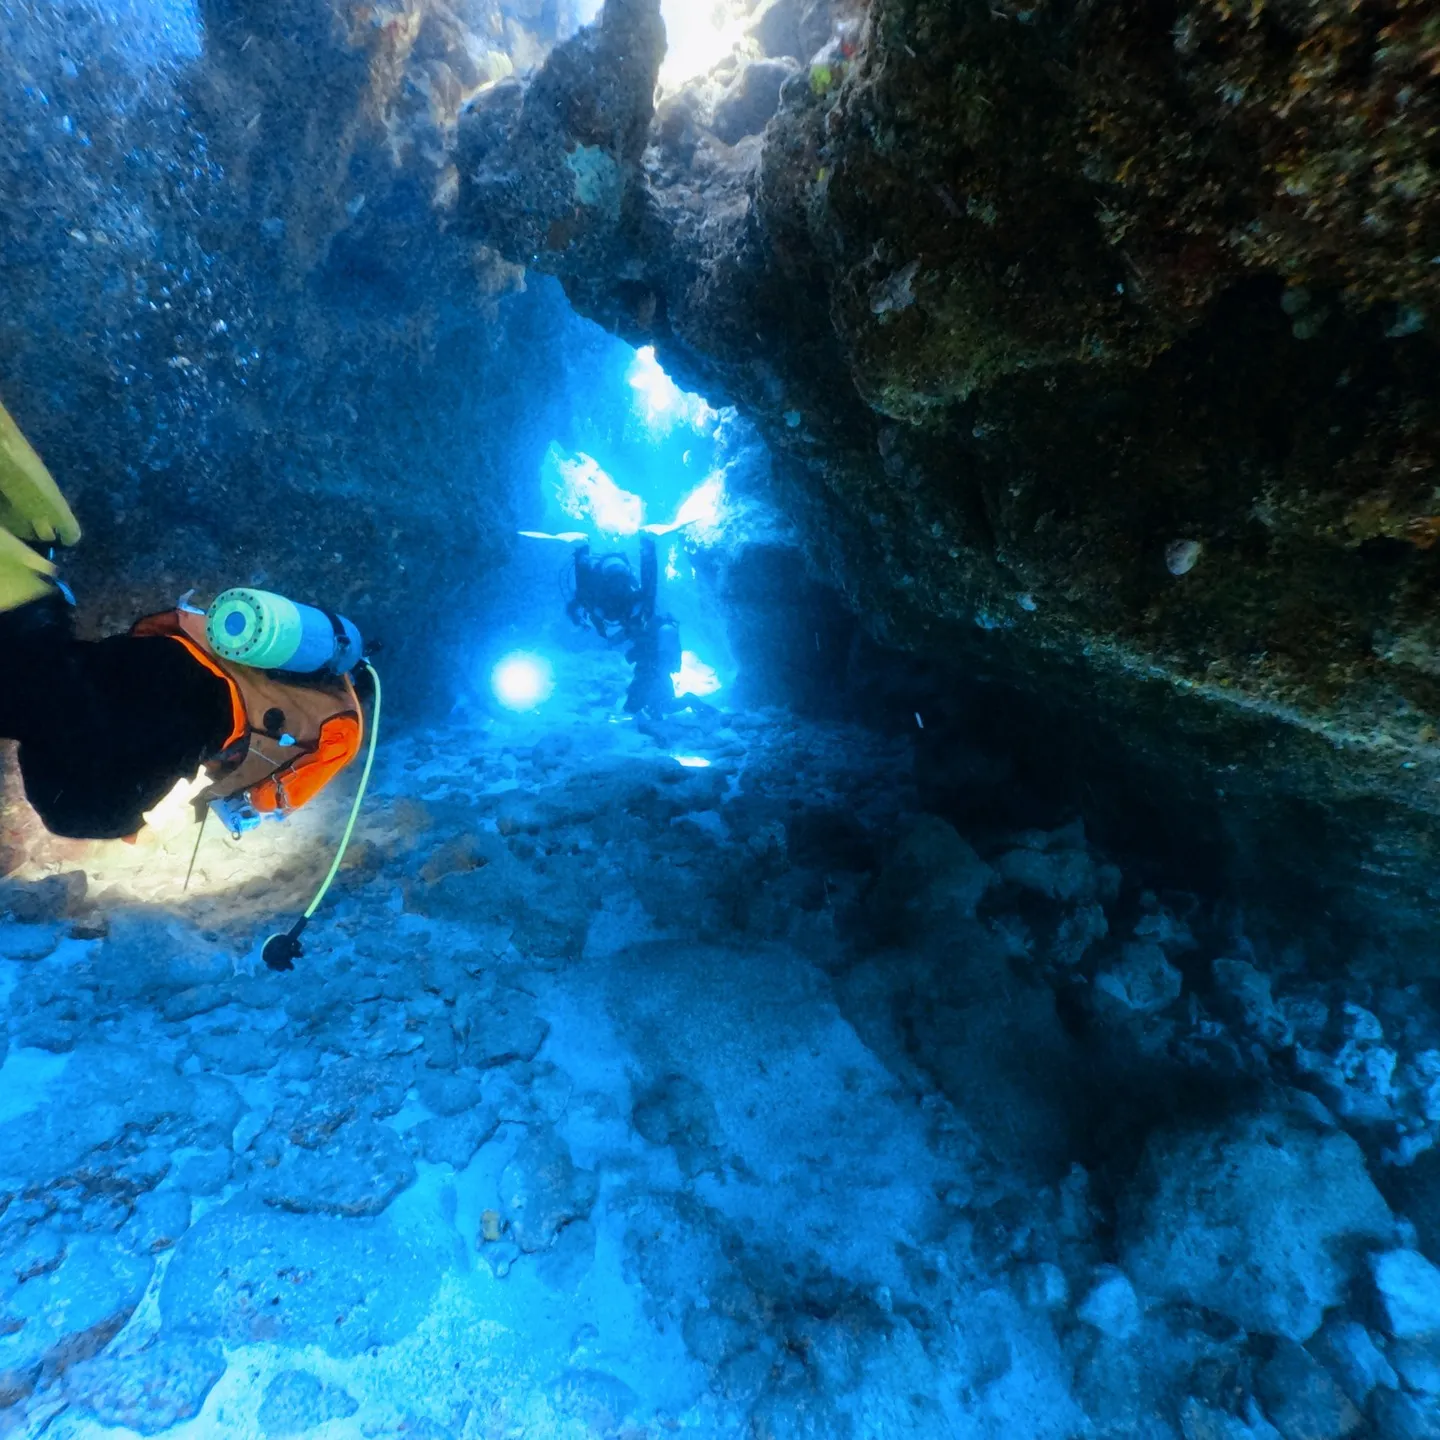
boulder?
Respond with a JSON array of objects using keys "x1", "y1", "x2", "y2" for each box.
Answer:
[
  {"x1": 1121, "y1": 1103, "x2": 1394, "y2": 1340},
  {"x1": 416, "y1": 1071, "x2": 485, "y2": 1117},
  {"x1": 459, "y1": 988, "x2": 549, "y2": 1069},
  {"x1": 1372, "y1": 1250, "x2": 1440, "y2": 1339},
  {"x1": 4, "y1": 1228, "x2": 66, "y2": 1287},
  {"x1": 0, "y1": 1239, "x2": 153, "y2": 1408},
  {"x1": 1076, "y1": 1267, "x2": 1142, "y2": 1340},
  {"x1": 498, "y1": 1130, "x2": 597, "y2": 1253},
  {"x1": 1179, "y1": 1400, "x2": 1284, "y2": 1440},
  {"x1": 869, "y1": 816, "x2": 995, "y2": 935},
  {"x1": 187, "y1": 1028, "x2": 275, "y2": 1076},
  {"x1": 748, "y1": 0, "x2": 837, "y2": 63},
  {"x1": 548, "y1": 1368, "x2": 637, "y2": 1434},
  {"x1": 258, "y1": 1369, "x2": 360, "y2": 1437},
  {"x1": 97, "y1": 912, "x2": 234, "y2": 1005},
  {"x1": 1256, "y1": 1339, "x2": 1363, "y2": 1440},
  {"x1": 632, "y1": 1072, "x2": 720, "y2": 1175},
  {"x1": 125, "y1": 1190, "x2": 192, "y2": 1254},
  {"x1": 62, "y1": 1337, "x2": 226, "y2": 1435},
  {"x1": 404, "y1": 836, "x2": 592, "y2": 958},
  {"x1": 1094, "y1": 943, "x2": 1183, "y2": 1016},
  {"x1": 0, "y1": 872, "x2": 87, "y2": 924},
  {"x1": 1368, "y1": 1389, "x2": 1440, "y2": 1440},
  {"x1": 253, "y1": 1120, "x2": 416, "y2": 1218},
  {"x1": 1307, "y1": 1318, "x2": 1397, "y2": 1406},
  {"x1": 0, "y1": 924, "x2": 61, "y2": 961},
  {"x1": 408, "y1": 1107, "x2": 501, "y2": 1169},
  {"x1": 994, "y1": 841, "x2": 1098, "y2": 905},
  {"x1": 160, "y1": 1197, "x2": 446, "y2": 1357},
  {"x1": 1389, "y1": 1337, "x2": 1440, "y2": 1395},
  {"x1": 0, "y1": 1046, "x2": 234, "y2": 1201},
  {"x1": 173, "y1": 1150, "x2": 233, "y2": 1198}
]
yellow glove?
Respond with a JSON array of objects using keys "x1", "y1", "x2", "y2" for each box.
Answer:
[
  {"x1": 0, "y1": 395, "x2": 79, "y2": 613},
  {"x1": 0, "y1": 396, "x2": 80, "y2": 547},
  {"x1": 0, "y1": 525, "x2": 59, "y2": 612}
]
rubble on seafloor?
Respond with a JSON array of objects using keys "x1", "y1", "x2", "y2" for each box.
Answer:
[{"x1": 2, "y1": 669, "x2": 1439, "y2": 1439}]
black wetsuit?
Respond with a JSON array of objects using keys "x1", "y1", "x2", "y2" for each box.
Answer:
[
  {"x1": 569, "y1": 535, "x2": 683, "y2": 719},
  {"x1": 0, "y1": 596, "x2": 233, "y2": 840},
  {"x1": 625, "y1": 614, "x2": 682, "y2": 718}
]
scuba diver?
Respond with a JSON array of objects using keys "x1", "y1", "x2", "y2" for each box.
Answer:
[
  {"x1": 0, "y1": 395, "x2": 378, "y2": 969},
  {"x1": 567, "y1": 533, "x2": 682, "y2": 718}
]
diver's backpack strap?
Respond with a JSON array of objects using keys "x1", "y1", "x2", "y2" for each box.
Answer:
[{"x1": 133, "y1": 607, "x2": 362, "y2": 814}]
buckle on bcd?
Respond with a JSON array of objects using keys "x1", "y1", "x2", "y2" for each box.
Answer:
[{"x1": 210, "y1": 794, "x2": 263, "y2": 840}]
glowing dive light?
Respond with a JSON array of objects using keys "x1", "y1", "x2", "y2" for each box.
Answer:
[{"x1": 492, "y1": 652, "x2": 555, "y2": 711}]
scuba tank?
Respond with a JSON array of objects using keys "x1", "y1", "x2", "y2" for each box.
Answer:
[{"x1": 206, "y1": 588, "x2": 363, "y2": 675}]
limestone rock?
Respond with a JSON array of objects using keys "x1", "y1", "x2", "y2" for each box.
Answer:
[
  {"x1": 749, "y1": 0, "x2": 841, "y2": 63},
  {"x1": 1389, "y1": 1337, "x2": 1440, "y2": 1396},
  {"x1": 1121, "y1": 1103, "x2": 1394, "y2": 1340},
  {"x1": 1094, "y1": 943, "x2": 1183, "y2": 1016},
  {"x1": 458, "y1": 0, "x2": 1440, "y2": 941},
  {"x1": 125, "y1": 1190, "x2": 192, "y2": 1254},
  {"x1": 62, "y1": 1338, "x2": 226, "y2": 1436},
  {"x1": 0, "y1": 924, "x2": 61, "y2": 962},
  {"x1": 408, "y1": 1107, "x2": 501, "y2": 1169},
  {"x1": 1256, "y1": 1339, "x2": 1363, "y2": 1440},
  {"x1": 0, "y1": 1239, "x2": 152, "y2": 1408},
  {"x1": 498, "y1": 1130, "x2": 597, "y2": 1253},
  {"x1": 0, "y1": 1046, "x2": 233, "y2": 1201},
  {"x1": 1076, "y1": 1267, "x2": 1142, "y2": 1340},
  {"x1": 995, "y1": 844, "x2": 1097, "y2": 905},
  {"x1": 258, "y1": 1369, "x2": 360, "y2": 1437},
  {"x1": 253, "y1": 1120, "x2": 416, "y2": 1218},
  {"x1": 1372, "y1": 1250, "x2": 1440, "y2": 1340},
  {"x1": 1368, "y1": 1389, "x2": 1440, "y2": 1440},
  {"x1": 98, "y1": 912, "x2": 234, "y2": 1004},
  {"x1": 869, "y1": 816, "x2": 995, "y2": 934},
  {"x1": 632, "y1": 1072, "x2": 720, "y2": 1175},
  {"x1": 548, "y1": 1368, "x2": 637, "y2": 1433},
  {"x1": 160, "y1": 1197, "x2": 446, "y2": 1357},
  {"x1": 1179, "y1": 1399, "x2": 1284, "y2": 1440},
  {"x1": 460, "y1": 988, "x2": 550, "y2": 1068},
  {"x1": 1308, "y1": 1318, "x2": 1398, "y2": 1406},
  {"x1": 173, "y1": 1151, "x2": 233, "y2": 1198},
  {"x1": 187, "y1": 1028, "x2": 275, "y2": 1076},
  {"x1": 416, "y1": 1071, "x2": 485, "y2": 1117},
  {"x1": 267, "y1": 1056, "x2": 414, "y2": 1148},
  {"x1": 0, "y1": 872, "x2": 87, "y2": 924}
]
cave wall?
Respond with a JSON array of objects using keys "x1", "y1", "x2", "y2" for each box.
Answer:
[
  {"x1": 0, "y1": 0, "x2": 605, "y2": 710},
  {"x1": 455, "y1": 0, "x2": 1440, "y2": 949}
]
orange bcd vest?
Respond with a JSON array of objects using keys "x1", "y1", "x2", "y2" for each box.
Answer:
[{"x1": 131, "y1": 609, "x2": 363, "y2": 815}]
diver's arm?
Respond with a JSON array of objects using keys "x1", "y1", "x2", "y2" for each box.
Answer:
[
  {"x1": 567, "y1": 544, "x2": 593, "y2": 626},
  {"x1": 638, "y1": 534, "x2": 658, "y2": 622}
]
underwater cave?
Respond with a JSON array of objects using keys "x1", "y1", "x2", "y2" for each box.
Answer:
[{"x1": 3, "y1": 0, "x2": 1440, "y2": 1436}]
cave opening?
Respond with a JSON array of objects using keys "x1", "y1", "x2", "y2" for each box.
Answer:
[{"x1": 3, "y1": 1, "x2": 1440, "y2": 1437}]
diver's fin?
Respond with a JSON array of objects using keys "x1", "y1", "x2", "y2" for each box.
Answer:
[
  {"x1": 0, "y1": 524, "x2": 59, "y2": 613},
  {"x1": 0, "y1": 395, "x2": 80, "y2": 548}
]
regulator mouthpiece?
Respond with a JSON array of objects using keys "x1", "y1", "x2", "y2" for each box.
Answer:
[{"x1": 208, "y1": 588, "x2": 362, "y2": 674}]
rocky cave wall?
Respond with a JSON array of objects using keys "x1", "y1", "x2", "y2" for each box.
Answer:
[
  {"x1": 7, "y1": 0, "x2": 1440, "y2": 950},
  {"x1": 456, "y1": 0, "x2": 1440, "y2": 954},
  {"x1": 0, "y1": 0, "x2": 609, "y2": 709}
]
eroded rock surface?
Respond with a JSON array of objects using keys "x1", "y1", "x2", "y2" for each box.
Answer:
[
  {"x1": 458, "y1": 0, "x2": 1440, "y2": 940},
  {"x1": 1, "y1": 686, "x2": 1439, "y2": 1434}
]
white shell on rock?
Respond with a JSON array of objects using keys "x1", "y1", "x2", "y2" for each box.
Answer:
[{"x1": 1165, "y1": 539, "x2": 1203, "y2": 576}]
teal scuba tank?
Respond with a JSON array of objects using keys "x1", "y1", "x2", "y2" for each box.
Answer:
[{"x1": 206, "y1": 588, "x2": 363, "y2": 675}]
